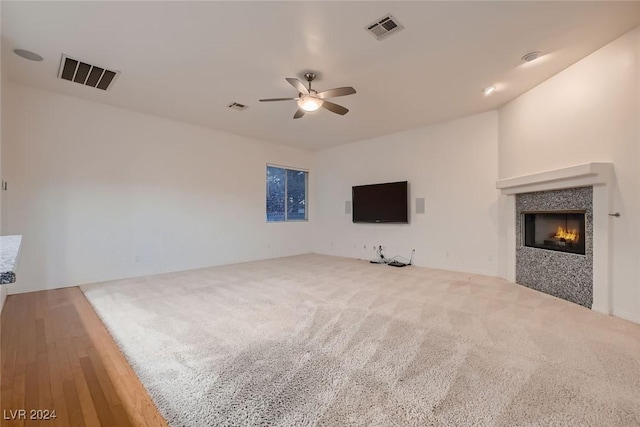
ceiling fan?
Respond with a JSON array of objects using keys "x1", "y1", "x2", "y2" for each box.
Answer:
[{"x1": 259, "y1": 73, "x2": 356, "y2": 119}]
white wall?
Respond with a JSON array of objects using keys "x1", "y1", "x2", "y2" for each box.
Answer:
[
  {"x1": 313, "y1": 111, "x2": 500, "y2": 277},
  {"x1": 0, "y1": 8, "x2": 7, "y2": 310},
  {"x1": 2, "y1": 82, "x2": 314, "y2": 294},
  {"x1": 498, "y1": 28, "x2": 640, "y2": 323}
]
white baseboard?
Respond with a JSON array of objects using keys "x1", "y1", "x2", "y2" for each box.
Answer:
[
  {"x1": 591, "y1": 304, "x2": 611, "y2": 315},
  {"x1": 612, "y1": 309, "x2": 640, "y2": 325},
  {"x1": 591, "y1": 306, "x2": 640, "y2": 325}
]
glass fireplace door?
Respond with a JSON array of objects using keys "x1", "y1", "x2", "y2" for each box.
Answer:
[{"x1": 523, "y1": 211, "x2": 586, "y2": 255}]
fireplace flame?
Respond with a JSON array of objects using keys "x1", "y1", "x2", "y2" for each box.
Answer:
[{"x1": 554, "y1": 226, "x2": 579, "y2": 242}]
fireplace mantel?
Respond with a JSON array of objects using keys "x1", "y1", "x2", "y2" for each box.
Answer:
[
  {"x1": 496, "y1": 162, "x2": 614, "y2": 195},
  {"x1": 496, "y1": 162, "x2": 615, "y2": 315}
]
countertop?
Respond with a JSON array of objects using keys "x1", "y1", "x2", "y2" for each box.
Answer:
[{"x1": 1, "y1": 235, "x2": 22, "y2": 284}]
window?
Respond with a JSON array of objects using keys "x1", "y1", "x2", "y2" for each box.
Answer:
[{"x1": 266, "y1": 165, "x2": 308, "y2": 222}]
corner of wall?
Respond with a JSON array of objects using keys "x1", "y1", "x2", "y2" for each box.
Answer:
[
  {"x1": 1, "y1": 15, "x2": 4, "y2": 234},
  {"x1": 0, "y1": 286, "x2": 7, "y2": 314},
  {"x1": 0, "y1": 7, "x2": 6, "y2": 313}
]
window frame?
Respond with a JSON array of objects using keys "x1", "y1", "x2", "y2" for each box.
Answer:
[{"x1": 266, "y1": 164, "x2": 309, "y2": 223}]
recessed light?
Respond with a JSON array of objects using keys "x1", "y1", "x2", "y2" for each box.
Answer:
[
  {"x1": 13, "y1": 49, "x2": 43, "y2": 62},
  {"x1": 483, "y1": 86, "x2": 496, "y2": 96},
  {"x1": 521, "y1": 51, "x2": 543, "y2": 63}
]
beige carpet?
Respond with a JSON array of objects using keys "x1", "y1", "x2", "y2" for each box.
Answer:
[{"x1": 81, "y1": 254, "x2": 640, "y2": 426}]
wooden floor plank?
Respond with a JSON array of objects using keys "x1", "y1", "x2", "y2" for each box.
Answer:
[
  {"x1": 86, "y1": 346, "x2": 121, "y2": 408},
  {"x1": 1, "y1": 287, "x2": 167, "y2": 427},
  {"x1": 37, "y1": 350, "x2": 53, "y2": 426},
  {"x1": 79, "y1": 356, "x2": 117, "y2": 427},
  {"x1": 24, "y1": 362, "x2": 39, "y2": 423},
  {"x1": 45, "y1": 343, "x2": 69, "y2": 427},
  {"x1": 9, "y1": 374, "x2": 26, "y2": 427},
  {"x1": 62, "y1": 380, "x2": 85, "y2": 427},
  {"x1": 72, "y1": 359, "x2": 101, "y2": 427}
]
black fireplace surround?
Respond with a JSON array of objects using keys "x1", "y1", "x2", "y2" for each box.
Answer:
[{"x1": 523, "y1": 211, "x2": 586, "y2": 255}]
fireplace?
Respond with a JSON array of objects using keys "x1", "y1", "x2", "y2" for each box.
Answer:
[
  {"x1": 514, "y1": 187, "x2": 593, "y2": 308},
  {"x1": 497, "y1": 163, "x2": 615, "y2": 314},
  {"x1": 523, "y1": 211, "x2": 586, "y2": 255}
]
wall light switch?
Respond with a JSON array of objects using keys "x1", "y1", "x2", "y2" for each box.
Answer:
[{"x1": 416, "y1": 197, "x2": 425, "y2": 214}]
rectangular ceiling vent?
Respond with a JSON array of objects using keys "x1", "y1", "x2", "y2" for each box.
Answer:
[
  {"x1": 365, "y1": 14, "x2": 404, "y2": 41},
  {"x1": 58, "y1": 54, "x2": 119, "y2": 91},
  {"x1": 228, "y1": 102, "x2": 248, "y2": 111}
]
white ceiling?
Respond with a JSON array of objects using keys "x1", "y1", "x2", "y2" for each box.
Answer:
[{"x1": 3, "y1": 1, "x2": 640, "y2": 150}]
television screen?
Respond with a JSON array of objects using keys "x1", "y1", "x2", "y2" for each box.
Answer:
[{"x1": 352, "y1": 181, "x2": 408, "y2": 223}]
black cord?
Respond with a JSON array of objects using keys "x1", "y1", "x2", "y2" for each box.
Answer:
[
  {"x1": 387, "y1": 249, "x2": 415, "y2": 266},
  {"x1": 372, "y1": 246, "x2": 390, "y2": 264}
]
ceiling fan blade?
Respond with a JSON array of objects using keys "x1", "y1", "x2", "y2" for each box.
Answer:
[
  {"x1": 293, "y1": 109, "x2": 305, "y2": 119},
  {"x1": 259, "y1": 97, "x2": 299, "y2": 102},
  {"x1": 286, "y1": 78, "x2": 309, "y2": 94},
  {"x1": 317, "y1": 87, "x2": 356, "y2": 99},
  {"x1": 321, "y1": 100, "x2": 349, "y2": 115}
]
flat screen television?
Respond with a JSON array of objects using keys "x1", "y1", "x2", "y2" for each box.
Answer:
[{"x1": 352, "y1": 181, "x2": 408, "y2": 223}]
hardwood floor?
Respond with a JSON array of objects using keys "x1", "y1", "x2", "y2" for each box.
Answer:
[{"x1": 1, "y1": 287, "x2": 168, "y2": 427}]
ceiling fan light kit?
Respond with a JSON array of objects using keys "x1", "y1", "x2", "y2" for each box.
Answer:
[
  {"x1": 260, "y1": 72, "x2": 356, "y2": 119},
  {"x1": 298, "y1": 96, "x2": 323, "y2": 112}
]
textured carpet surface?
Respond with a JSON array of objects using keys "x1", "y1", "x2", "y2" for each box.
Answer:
[{"x1": 81, "y1": 254, "x2": 640, "y2": 426}]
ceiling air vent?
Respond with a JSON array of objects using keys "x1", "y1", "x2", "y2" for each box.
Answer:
[
  {"x1": 58, "y1": 54, "x2": 119, "y2": 91},
  {"x1": 228, "y1": 102, "x2": 248, "y2": 111},
  {"x1": 365, "y1": 14, "x2": 404, "y2": 41}
]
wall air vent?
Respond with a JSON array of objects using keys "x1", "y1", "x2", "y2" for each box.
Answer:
[
  {"x1": 58, "y1": 54, "x2": 119, "y2": 91},
  {"x1": 365, "y1": 14, "x2": 404, "y2": 41},
  {"x1": 228, "y1": 102, "x2": 248, "y2": 111}
]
